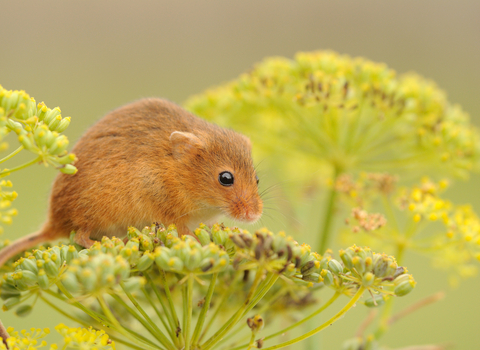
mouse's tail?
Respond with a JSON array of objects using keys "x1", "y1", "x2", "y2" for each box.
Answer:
[
  {"x1": 0, "y1": 318, "x2": 9, "y2": 346},
  {"x1": 0, "y1": 229, "x2": 51, "y2": 267}
]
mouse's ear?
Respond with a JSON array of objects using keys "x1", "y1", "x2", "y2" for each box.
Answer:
[{"x1": 170, "y1": 131, "x2": 204, "y2": 159}]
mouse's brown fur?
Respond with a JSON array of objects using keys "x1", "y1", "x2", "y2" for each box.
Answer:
[{"x1": 0, "y1": 98, "x2": 263, "y2": 266}]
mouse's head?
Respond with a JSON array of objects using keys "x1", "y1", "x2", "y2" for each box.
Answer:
[{"x1": 170, "y1": 127, "x2": 263, "y2": 224}]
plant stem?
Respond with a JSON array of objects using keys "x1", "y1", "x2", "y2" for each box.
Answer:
[
  {"x1": 98, "y1": 295, "x2": 162, "y2": 350},
  {"x1": 199, "y1": 271, "x2": 243, "y2": 342},
  {"x1": 192, "y1": 273, "x2": 218, "y2": 346},
  {"x1": 40, "y1": 295, "x2": 148, "y2": 350},
  {"x1": 0, "y1": 145, "x2": 23, "y2": 164},
  {"x1": 230, "y1": 291, "x2": 341, "y2": 350},
  {"x1": 0, "y1": 156, "x2": 41, "y2": 177},
  {"x1": 242, "y1": 272, "x2": 279, "y2": 317},
  {"x1": 120, "y1": 281, "x2": 176, "y2": 350},
  {"x1": 246, "y1": 332, "x2": 256, "y2": 350},
  {"x1": 141, "y1": 286, "x2": 174, "y2": 342},
  {"x1": 146, "y1": 273, "x2": 177, "y2": 338},
  {"x1": 159, "y1": 270, "x2": 182, "y2": 340},
  {"x1": 54, "y1": 283, "x2": 108, "y2": 325},
  {"x1": 185, "y1": 274, "x2": 194, "y2": 350},
  {"x1": 260, "y1": 286, "x2": 366, "y2": 350},
  {"x1": 108, "y1": 294, "x2": 169, "y2": 348},
  {"x1": 219, "y1": 282, "x2": 288, "y2": 349},
  {"x1": 318, "y1": 165, "x2": 341, "y2": 254},
  {"x1": 264, "y1": 291, "x2": 340, "y2": 341},
  {"x1": 202, "y1": 268, "x2": 266, "y2": 350}
]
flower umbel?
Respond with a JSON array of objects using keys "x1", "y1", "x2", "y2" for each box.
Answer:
[{"x1": 2, "y1": 224, "x2": 415, "y2": 350}]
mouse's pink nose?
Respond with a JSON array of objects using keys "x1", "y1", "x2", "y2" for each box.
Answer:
[
  {"x1": 229, "y1": 197, "x2": 263, "y2": 223},
  {"x1": 242, "y1": 211, "x2": 262, "y2": 223}
]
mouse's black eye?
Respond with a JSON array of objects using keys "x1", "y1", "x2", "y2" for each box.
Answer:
[
  {"x1": 219, "y1": 171, "x2": 234, "y2": 186},
  {"x1": 255, "y1": 175, "x2": 259, "y2": 185}
]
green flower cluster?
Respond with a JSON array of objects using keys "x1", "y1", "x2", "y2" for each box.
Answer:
[
  {"x1": 332, "y1": 246, "x2": 415, "y2": 305},
  {"x1": 0, "y1": 85, "x2": 77, "y2": 239},
  {"x1": 1, "y1": 223, "x2": 415, "y2": 350},
  {"x1": 0, "y1": 86, "x2": 77, "y2": 175},
  {"x1": 186, "y1": 51, "x2": 480, "y2": 183}
]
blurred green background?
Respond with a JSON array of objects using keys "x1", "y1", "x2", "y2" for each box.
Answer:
[{"x1": 1, "y1": 1, "x2": 479, "y2": 349}]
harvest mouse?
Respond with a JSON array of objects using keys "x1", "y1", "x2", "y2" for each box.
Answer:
[{"x1": 0, "y1": 98, "x2": 263, "y2": 266}]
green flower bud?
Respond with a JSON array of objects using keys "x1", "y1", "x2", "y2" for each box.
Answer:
[
  {"x1": 211, "y1": 225, "x2": 228, "y2": 246},
  {"x1": 185, "y1": 248, "x2": 202, "y2": 271},
  {"x1": 45, "y1": 130, "x2": 58, "y2": 148},
  {"x1": 59, "y1": 164, "x2": 78, "y2": 175},
  {"x1": 55, "y1": 153, "x2": 77, "y2": 165},
  {"x1": 18, "y1": 134, "x2": 34, "y2": 151},
  {"x1": 320, "y1": 269, "x2": 334, "y2": 286},
  {"x1": 47, "y1": 115, "x2": 62, "y2": 131},
  {"x1": 393, "y1": 274, "x2": 410, "y2": 286},
  {"x1": 5, "y1": 119, "x2": 22, "y2": 132},
  {"x1": 3, "y1": 296, "x2": 21, "y2": 310},
  {"x1": 55, "y1": 116, "x2": 71, "y2": 132},
  {"x1": 20, "y1": 258, "x2": 38, "y2": 274},
  {"x1": 0, "y1": 284, "x2": 21, "y2": 300},
  {"x1": 36, "y1": 102, "x2": 48, "y2": 121},
  {"x1": 328, "y1": 259, "x2": 343, "y2": 275},
  {"x1": 15, "y1": 304, "x2": 33, "y2": 317},
  {"x1": 34, "y1": 250, "x2": 44, "y2": 260},
  {"x1": 122, "y1": 277, "x2": 146, "y2": 293},
  {"x1": 136, "y1": 236, "x2": 152, "y2": 252},
  {"x1": 302, "y1": 272, "x2": 323, "y2": 283},
  {"x1": 126, "y1": 238, "x2": 140, "y2": 250},
  {"x1": 361, "y1": 272, "x2": 375, "y2": 287},
  {"x1": 136, "y1": 253, "x2": 155, "y2": 271},
  {"x1": 43, "y1": 107, "x2": 61, "y2": 125},
  {"x1": 340, "y1": 249, "x2": 354, "y2": 269},
  {"x1": 61, "y1": 272, "x2": 80, "y2": 293},
  {"x1": 19, "y1": 270, "x2": 38, "y2": 286},
  {"x1": 394, "y1": 279, "x2": 415, "y2": 297},
  {"x1": 195, "y1": 228, "x2": 211, "y2": 246},
  {"x1": 37, "y1": 269, "x2": 50, "y2": 290},
  {"x1": 167, "y1": 257, "x2": 184, "y2": 272},
  {"x1": 364, "y1": 295, "x2": 386, "y2": 308},
  {"x1": 66, "y1": 245, "x2": 79, "y2": 263},
  {"x1": 372, "y1": 255, "x2": 389, "y2": 278},
  {"x1": 155, "y1": 248, "x2": 172, "y2": 270},
  {"x1": 352, "y1": 256, "x2": 365, "y2": 274},
  {"x1": 49, "y1": 137, "x2": 69, "y2": 156},
  {"x1": 44, "y1": 259, "x2": 59, "y2": 277},
  {"x1": 79, "y1": 268, "x2": 97, "y2": 292}
]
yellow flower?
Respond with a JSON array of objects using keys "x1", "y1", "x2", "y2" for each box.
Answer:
[
  {"x1": 55, "y1": 324, "x2": 115, "y2": 350},
  {"x1": 0, "y1": 327, "x2": 53, "y2": 350}
]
